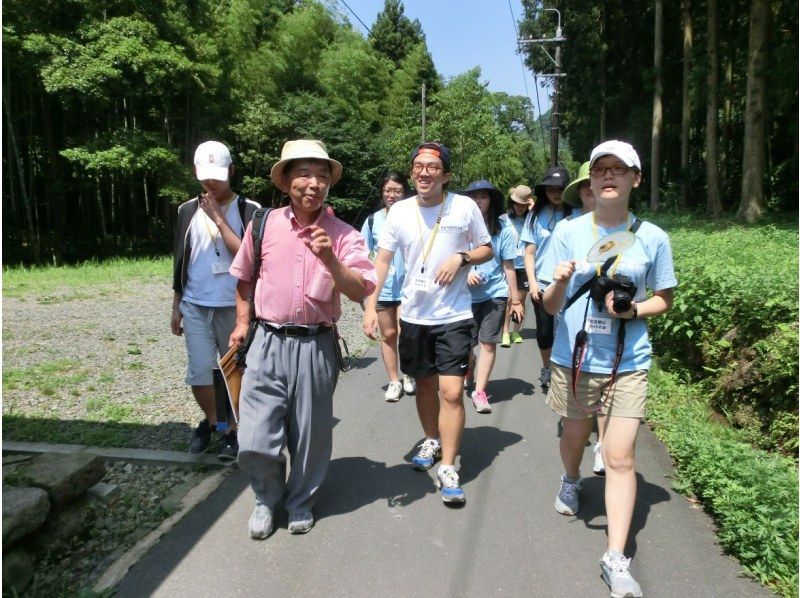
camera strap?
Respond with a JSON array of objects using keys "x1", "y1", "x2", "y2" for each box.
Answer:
[{"x1": 568, "y1": 217, "x2": 640, "y2": 413}]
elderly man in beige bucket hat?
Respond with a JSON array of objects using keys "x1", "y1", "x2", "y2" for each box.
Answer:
[{"x1": 229, "y1": 139, "x2": 376, "y2": 539}]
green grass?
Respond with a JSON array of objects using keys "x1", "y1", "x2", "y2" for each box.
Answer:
[
  {"x1": 3, "y1": 415, "x2": 130, "y2": 447},
  {"x1": 2, "y1": 256, "x2": 170, "y2": 299},
  {"x1": 3, "y1": 359, "x2": 88, "y2": 398},
  {"x1": 647, "y1": 364, "x2": 799, "y2": 597}
]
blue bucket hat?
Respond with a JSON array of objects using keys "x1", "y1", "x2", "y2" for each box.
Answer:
[{"x1": 461, "y1": 179, "x2": 505, "y2": 216}]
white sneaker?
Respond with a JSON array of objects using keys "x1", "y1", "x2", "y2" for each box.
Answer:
[
  {"x1": 593, "y1": 442, "x2": 606, "y2": 476},
  {"x1": 402, "y1": 374, "x2": 416, "y2": 395},
  {"x1": 600, "y1": 551, "x2": 642, "y2": 597},
  {"x1": 384, "y1": 380, "x2": 403, "y2": 402},
  {"x1": 555, "y1": 475, "x2": 582, "y2": 515}
]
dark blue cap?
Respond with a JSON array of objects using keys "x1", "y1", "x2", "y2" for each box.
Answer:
[
  {"x1": 461, "y1": 179, "x2": 504, "y2": 212},
  {"x1": 411, "y1": 142, "x2": 451, "y2": 171}
]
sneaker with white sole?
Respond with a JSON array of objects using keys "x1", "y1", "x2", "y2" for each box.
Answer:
[
  {"x1": 384, "y1": 380, "x2": 403, "y2": 402},
  {"x1": 248, "y1": 503, "x2": 273, "y2": 539},
  {"x1": 402, "y1": 374, "x2": 416, "y2": 395},
  {"x1": 500, "y1": 333, "x2": 511, "y2": 347},
  {"x1": 411, "y1": 438, "x2": 441, "y2": 470},
  {"x1": 555, "y1": 475, "x2": 582, "y2": 515},
  {"x1": 600, "y1": 551, "x2": 643, "y2": 597},
  {"x1": 436, "y1": 467, "x2": 465, "y2": 504},
  {"x1": 471, "y1": 390, "x2": 492, "y2": 414},
  {"x1": 593, "y1": 441, "x2": 606, "y2": 476},
  {"x1": 288, "y1": 511, "x2": 314, "y2": 534},
  {"x1": 510, "y1": 331, "x2": 523, "y2": 344},
  {"x1": 539, "y1": 367, "x2": 552, "y2": 392}
]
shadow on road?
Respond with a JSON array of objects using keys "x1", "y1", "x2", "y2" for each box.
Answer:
[
  {"x1": 486, "y1": 376, "x2": 535, "y2": 402},
  {"x1": 574, "y1": 472, "x2": 671, "y2": 557}
]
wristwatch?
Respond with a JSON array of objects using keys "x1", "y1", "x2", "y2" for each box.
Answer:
[{"x1": 458, "y1": 252, "x2": 471, "y2": 268}]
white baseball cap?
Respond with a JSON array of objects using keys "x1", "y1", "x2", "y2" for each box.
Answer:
[
  {"x1": 590, "y1": 140, "x2": 641, "y2": 171},
  {"x1": 194, "y1": 141, "x2": 233, "y2": 181}
]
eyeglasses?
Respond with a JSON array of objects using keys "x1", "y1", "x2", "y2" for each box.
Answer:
[
  {"x1": 590, "y1": 164, "x2": 631, "y2": 178},
  {"x1": 411, "y1": 163, "x2": 443, "y2": 176},
  {"x1": 383, "y1": 188, "x2": 405, "y2": 196}
]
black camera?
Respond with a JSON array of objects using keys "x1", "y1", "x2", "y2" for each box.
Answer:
[{"x1": 590, "y1": 274, "x2": 637, "y2": 313}]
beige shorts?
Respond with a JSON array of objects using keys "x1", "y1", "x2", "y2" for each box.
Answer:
[{"x1": 546, "y1": 363, "x2": 648, "y2": 419}]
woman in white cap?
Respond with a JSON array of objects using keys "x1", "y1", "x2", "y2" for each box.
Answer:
[
  {"x1": 541, "y1": 140, "x2": 677, "y2": 598},
  {"x1": 500, "y1": 185, "x2": 533, "y2": 347}
]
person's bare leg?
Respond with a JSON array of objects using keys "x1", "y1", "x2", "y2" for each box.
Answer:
[
  {"x1": 559, "y1": 416, "x2": 593, "y2": 478},
  {"x1": 602, "y1": 416, "x2": 640, "y2": 553},
  {"x1": 415, "y1": 375, "x2": 440, "y2": 439},
  {"x1": 474, "y1": 342, "x2": 497, "y2": 392},
  {"x1": 191, "y1": 385, "x2": 217, "y2": 425},
  {"x1": 502, "y1": 298, "x2": 512, "y2": 337},
  {"x1": 377, "y1": 307, "x2": 400, "y2": 381},
  {"x1": 438, "y1": 375, "x2": 465, "y2": 465}
]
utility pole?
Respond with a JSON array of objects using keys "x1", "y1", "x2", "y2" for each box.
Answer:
[
  {"x1": 421, "y1": 82, "x2": 427, "y2": 143},
  {"x1": 519, "y1": 8, "x2": 566, "y2": 166}
]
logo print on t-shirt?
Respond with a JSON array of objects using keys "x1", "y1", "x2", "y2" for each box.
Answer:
[{"x1": 209, "y1": 154, "x2": 215, "y2": 163}]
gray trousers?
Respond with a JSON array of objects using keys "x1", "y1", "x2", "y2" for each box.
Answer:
[{"x1": 237, "y1": 325, "x2": 339, "y2": 515}]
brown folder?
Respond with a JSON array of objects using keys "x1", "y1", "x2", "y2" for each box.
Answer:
[{"x1": 217, "y1": 345, "x2": 243, "y2": 422}]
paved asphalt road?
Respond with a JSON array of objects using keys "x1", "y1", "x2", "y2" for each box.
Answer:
[{"x1": 116, "y1": 318, "x2": 770, "y2": 598}]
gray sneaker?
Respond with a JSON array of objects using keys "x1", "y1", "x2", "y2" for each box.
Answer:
[
  {"x1": 288, "y1": 511, "x2": 314, "y2": 534},
  {"x1": 600, "y1": 551, "x2": 643, "y2": 597},
  {"x1": 539, "y1": 367, "x2": 552, "y2": 392},
  {"x1": 554, "y1": 475, "x2": 582, "y2": 515},
  {"x1": 248, "y1": 504, "x2": 273, "y2": 539}
]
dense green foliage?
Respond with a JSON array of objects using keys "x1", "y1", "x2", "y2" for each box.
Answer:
[
  {"x1": 644, "y1": 212, "x2": 799, "y2": 454},
  {"x1": 647, "y1": 366, "x2": 798, "y2": 597},
  {"x1": 3, "y1": 0, "x2": 548, "y2": 265},
  {"x1": 519, "y1": 0, "x2": 798, "y2": 214}
]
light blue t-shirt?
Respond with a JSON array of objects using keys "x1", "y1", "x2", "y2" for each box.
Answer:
[
  {"x1": 519, "y1": 205, "x2": 577, "y2": 281},
  {"x1": 502, "y1": 213, "x2": 528, "y2": 269},
  {"x1": 540, "y1": 212, "x2": 678, "y2": 373},
  {"x1": 470, "y1": 224, "x2": 516, "y2": 303},
  {"x1": 360, "y1": 209, "x2": 405, "y2": 302}
]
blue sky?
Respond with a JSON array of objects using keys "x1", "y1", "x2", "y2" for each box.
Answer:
[{"x1": 334, "y1": 0, "x2": 553, "y2": 115}]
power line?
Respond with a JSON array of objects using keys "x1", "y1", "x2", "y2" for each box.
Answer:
[
  {"x1": 507, "y1": 0, "x2": 548, "y2": 152},
  {"x1": 337, "y1": 0, "x2": 372, "y2": 35}
]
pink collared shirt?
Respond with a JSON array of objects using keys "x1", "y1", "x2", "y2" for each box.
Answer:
[{"x1": 230, "y1": 206, "x2": 376, "y2": 326}]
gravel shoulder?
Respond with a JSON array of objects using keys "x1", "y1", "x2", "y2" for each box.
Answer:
[{"x1": 2, "y1": 279, "x2": 373, "y2": 450}]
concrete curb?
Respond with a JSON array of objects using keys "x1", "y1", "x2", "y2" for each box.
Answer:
[
  {"x1": 2, "y1": 441, "x2": 235, "y2": 468},
  {"x1": 93, "y1": 469, "x2": 230, "y2": 592}
]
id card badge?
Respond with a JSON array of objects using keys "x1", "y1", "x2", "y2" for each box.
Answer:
[
  {"x1": 211, "y1": 260, "x2": 231, "y2": 275},
  {"x1": 585, "y1": 317, "x2": 612, "y2": 335},
  {"x1": 411, "y1": 275, "x2": 432, "y2": 293}
]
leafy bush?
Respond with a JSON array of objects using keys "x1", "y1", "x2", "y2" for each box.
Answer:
[
  {"x1": 647, "y1": 366, "x2": 799, "y2": 597},
  {"x1": 643, "y1": 212, "x2": 799, "y2": 453}
]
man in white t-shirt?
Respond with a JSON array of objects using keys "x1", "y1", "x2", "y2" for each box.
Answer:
[
  {"x1": 171, "y1": 141, "x2": 260, "y2": 459},
  {"x1": 363, "y1": 142, "x2": 493, "y2": 504}
]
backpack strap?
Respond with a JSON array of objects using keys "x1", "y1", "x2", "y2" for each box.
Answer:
[
  {"x1": 562, "y1": 217, "x2": 642, "y2": 312},
  {"x1": 367, "y1": 213, "x2": 375, "y2": 237},
  {"x1": 249, "y1": 207, "x2": 272, "y2": 285}
]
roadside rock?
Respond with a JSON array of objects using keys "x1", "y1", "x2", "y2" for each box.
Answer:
[
  {"x1": 2, "y1": 547, "x2": 35, "y2": 593},
  {"x1": 30, "y1": 497, "x2": 96, "y2": 552},
  {"x1": 22, "y1": 452, "x2": 106, "y2": 507},
  {"x1": 2, "y1": 487, "x2": 50, "y2": 544}
]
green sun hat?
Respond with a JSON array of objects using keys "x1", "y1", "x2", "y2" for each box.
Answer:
[{"x1": 563, "y1": 161, "x2": 591, "y2": 208}]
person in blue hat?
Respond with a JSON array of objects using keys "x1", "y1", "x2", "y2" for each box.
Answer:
[
  {"x1": 520, "y1": 166, "x2": 578, "y2": 393},
  {"x1": 461, "y1": 180, "x2": 525, "y2": 413}
]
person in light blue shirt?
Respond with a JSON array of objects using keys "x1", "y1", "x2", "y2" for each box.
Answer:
[
  {"x1": 541, "y1": 140, "x2": 676, "y2": 598},
  {"x1": 520, "y1": 166, "x2": 577, "y2": 392},
  {"x1": 360, "y1": 170, "x2": 414, "y2": 402},
  {"x1": 500, "y1": 185, "x2": 533, "y2": 347},
  {"x1": 462, "y1": 180, "x2": 524, "y2": 414}
]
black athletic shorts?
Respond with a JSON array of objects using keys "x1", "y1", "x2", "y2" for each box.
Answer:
[
  {"x1": 398, "y1": 318, "x2": 474, "y2": 378},
  {"x1": 376, "y1": 300, "x2": 401, "y2": 311}
]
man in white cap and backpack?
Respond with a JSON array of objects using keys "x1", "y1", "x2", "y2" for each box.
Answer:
[
  {"x1": 171, "y1": 140, "x2": 260, "y2": 460},
  {"x1": 229, "y1": 139, "x2": 376, "y2": 539}
]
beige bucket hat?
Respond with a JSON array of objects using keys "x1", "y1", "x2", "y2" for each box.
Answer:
[
  {"x1": 270, "y1": 139, "x2": 343, "y2": 191},
  {"x1": 509, "y1": 185, "x2": 533, "y2": 205}
]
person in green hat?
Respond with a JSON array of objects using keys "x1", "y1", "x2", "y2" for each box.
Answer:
[{"x1": 562, "y1": 161, "x2": 595, "y2": 215}]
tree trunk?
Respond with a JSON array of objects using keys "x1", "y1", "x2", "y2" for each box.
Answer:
[
  {"x1": 737, "y1": 0, "x2": 768, "y2": 223},
  {"x1": 95, "y1": 174, "x2": 108, "y2": 240},
  {"x1": 600, "y1": 5, "x2": 607, "y2": 140},
  {"x1": 679, "y1": 0, "x2": 693, "y2": 208},
  {"x1": 650, "y1": 0, "x2": 664, "y2": 211},
  {"x1": 705, "y1": 0, "x2": 722, "y2": 218}
]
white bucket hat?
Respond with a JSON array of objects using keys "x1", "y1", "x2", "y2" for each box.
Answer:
[
  {"x1": 270, "y1": 139, "x2": 343, "y2": 191},
  {"x1": 194, "y1": 141, "x2": 232, "y2": 181}
]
